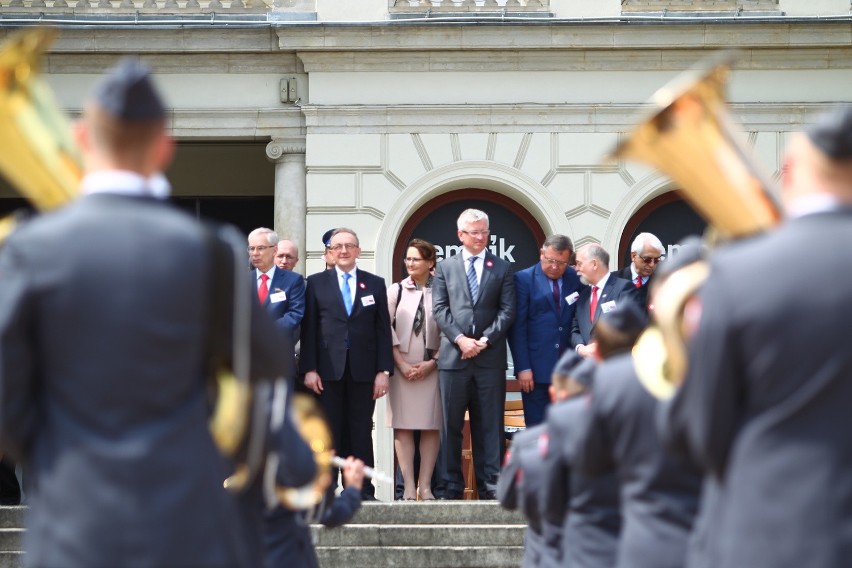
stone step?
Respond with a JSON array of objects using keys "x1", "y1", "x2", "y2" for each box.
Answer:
[
  {"x1": 312, "y1": 523, "x2": 524, "y2": 547},
  {"x1": 0, "y1": 509, "x2": 23, "y2": 530},
  {"x1": 316, "y1": 546, "x2": 523, "y2": 568},
  {"x1": 0, "y1": 552, "x2": 22, "y2": 568},
  {"x1": 348, "y1": 501, "x2": 524, "y2": 525},
  {"x1": 0, "y1": 530, "x2": 22, "y2": 553}
]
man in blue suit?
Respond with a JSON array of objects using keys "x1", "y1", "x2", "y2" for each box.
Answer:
[
  {"x1": 248, "y1": 227, "x2": 306, "y2": 344},
  {"x1": 508, "y1": 234, "x2": 582, "y2": 427}
]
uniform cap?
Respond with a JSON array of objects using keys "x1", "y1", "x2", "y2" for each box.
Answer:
[
  {"x1": 597, "y1": 303, "x2": 647, "y2": 337},
  {"x1": 806, "y1": 105, "x2": 852, "y2": 160},
  {"x1": 92, "y1": 58, "x2": 165, "y2": 121},
  {"x1": 322, "y1": 229, "x2": 336, "y2": 248}
]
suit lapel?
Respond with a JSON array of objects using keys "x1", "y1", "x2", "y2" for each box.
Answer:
[
  {"x1": 454, "y1": 254, "x2": 474, "y2": 305},
  {"x1": 594, "y1": 278, "x2": 617, "y2": 321},
  {"x1": 476, "y1": 253, "x2": 494, "y2": 304},
  {"x1": 351, "y1": 269, "x2": 365, "y2": 317},
  {"x1": 326, "y1": 268, "x2": 349, "y2": 318}
]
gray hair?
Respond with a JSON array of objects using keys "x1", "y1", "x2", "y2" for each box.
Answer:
[
  {"x1": 631, "y1": 232, "x2": 665, "y2": 255},
  {"x1": 456, "y1": 209, "x2": 490, "y2": 231},
  {"x1": 330, "y1": 227, "x2": 360, "y2": 246},
  {"x1": 248, "y1": 227, "x2": 278, "y2": 246},
  {"x1": 581, "y1": 243, "x2": 610, "y2": 269},
  {"x1": 542, "y1": 234, "x2": 574, "y2": 254}
]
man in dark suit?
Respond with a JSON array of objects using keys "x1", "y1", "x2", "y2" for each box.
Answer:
[
  {"x1": 575, "y1": 305, "x2": 701, "y2": 568},
  {"x1": 300, "y1": 228, "x2": 393, "y2": 500},
  {"x1": 664, "y1": 106, "x2": 852, "y2": 568},
  {"x1": 508, "y1": 234, "x2": 582, "y2": 427},
  {"x1": 432, "y1": 208, "x2": 516, "y2": 500},
  {"x1": 0, "y1": 58, "x2": 307, "y2": 567},
  {"x1": 249, "y1": 227, "x2": 306, "y2": 344},
  {"x1": 570, "y1": 243, "x2": 636, "y2": 358},
  {"x1": 611, "y1": 232, "x2": 665, "y2": 314}
]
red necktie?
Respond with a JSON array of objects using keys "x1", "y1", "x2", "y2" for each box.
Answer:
[
  {"x1": 589, "y1": 286, "x2": 599, "y2": 321},
  {"x1": 635, "y1": 276, "x2": 642, "y2": 288},
  {"x1": 258, "y1": 273, "x2": 269, "y2": 304}
]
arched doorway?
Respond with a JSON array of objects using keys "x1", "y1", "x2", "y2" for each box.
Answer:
[
  {"x1": 617, "y1": 192, "x2": 706, "y2": 270},
  {"x1": 392, "y1": 189, "x2": 546, "y2": 282}
]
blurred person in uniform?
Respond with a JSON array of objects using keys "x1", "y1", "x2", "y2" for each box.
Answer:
[
  {"x1": 611, "y1": 232, "x2": 665, "y2": 315},
  {"x1": 570, "y1": 243, "x2": 637, "y2": 358},
  {"x1": 664, "y1": 107, "x2": 852, "y2": 568},
  {"x1": 249, "y1": 227, "x2": 306, "y2": 344},
  {"x1": 0, "y1": 58, "x2": 310, "y2": 568},
  {"x1": 275, "y1": 239, "x2": 300, "y2": 272},
  {"x1": 542, "y1": 354, "x2": 620, "y2": 568},
  {"x1": 321, "y1": 229, "x2": 336, "y2": 271},
  {"x1": 497, "y1": 423, "x2": 550, "y2": 568},
  {"x1": 575, "y1": 303, "x2": 702, "y2": 568},
  {"x1": 508, "y1": 234, "x2": 582, "y2": 427}
]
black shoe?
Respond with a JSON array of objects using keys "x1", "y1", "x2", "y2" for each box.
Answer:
[
  {"x1": 480, "y1": 490, "x2": 498, "y2": 500},
  {"x1": 439, "y1": 492, "x2": 464, "y2": 500},
  {"x1": 362, "y1": 494, "x2": 379, "y2": 502}
]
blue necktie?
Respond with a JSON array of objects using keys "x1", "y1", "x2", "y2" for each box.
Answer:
[
  {"x1": 341, "y1": 272, "x2": 353, "y2": 315},
  {"x1": 467, "y1": 256, "x2": 479, "y2": 301}
]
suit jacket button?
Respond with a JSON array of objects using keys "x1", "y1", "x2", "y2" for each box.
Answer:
[{"x1": 558, "y1": 327, "x2": 563, "y2": 331}]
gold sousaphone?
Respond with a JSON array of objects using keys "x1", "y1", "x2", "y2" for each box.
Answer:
[{"x1": 609, "y1": 51, "x2": 782, "y2": 399}]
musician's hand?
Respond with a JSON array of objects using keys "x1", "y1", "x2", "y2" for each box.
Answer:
[
  {"x1": 304, "y1": 371, "x2": 323, "y2": 394},
  {"x1": 341, "y1": 456, "x2": 366, "y2": 492}
]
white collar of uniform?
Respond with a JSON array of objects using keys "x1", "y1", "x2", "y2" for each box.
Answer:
[
  {"x1": 81, "y1": 170, "x2": 171, "y2": 199},
  {"x1": 786, "y1": 193, "x2": 842, "y2": 219}
]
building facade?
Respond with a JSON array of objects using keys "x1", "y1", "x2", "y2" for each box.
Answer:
[{"x1": 2, "y1": 0, "x2": 851, "y2": 499}]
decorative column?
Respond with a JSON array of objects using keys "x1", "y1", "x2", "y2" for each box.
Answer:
[{"x1": 266, "y1": 138, "x2": 307, "y2": 276}]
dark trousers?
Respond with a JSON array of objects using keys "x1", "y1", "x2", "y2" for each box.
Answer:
[
  {"x1": 440, "y1": 366, "x2": 506, "y2": 497},
  {"x1": 521, "y1": 383, "x2": 552, "y2": 428},
  {"x1": 319, "y1": 358, "x2": 376, "y2": 498},
  {"x1": 0, "y1": 456, "x2": 21, "y2": 506}
]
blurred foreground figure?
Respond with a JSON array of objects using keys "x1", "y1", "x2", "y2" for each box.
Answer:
[
  {"x1": 0, "y1": 58, "x2": 294, "y2": 568},
  {"x1": 666, "y1": 106, "x2": 852, "y2": 568}
]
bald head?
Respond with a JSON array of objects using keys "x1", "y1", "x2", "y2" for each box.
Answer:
[{"x1": 275, "y1": 240, "x2": 299, "y2": 271}]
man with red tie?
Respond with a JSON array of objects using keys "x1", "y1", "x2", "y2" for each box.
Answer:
[
  {"x1": 248, "y1": 227, "x2": 306, "y2": 344},
  {"x1": 569, "y1": 243, "x2": 638, "y2": 359},
  {"x1": 611, "y1": 232, "x2": 665, "y2": 315}
]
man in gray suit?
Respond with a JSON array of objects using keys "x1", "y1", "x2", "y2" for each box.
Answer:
[
  {"x1": 432, "y1": 208, "x2": 516, "y2": 499},
  {"x1": 0, "y1": 59, "x2": 302, "y2": 567},
  {"x1": 665, "y1": 106, "x2": 852, "y2": 568}
]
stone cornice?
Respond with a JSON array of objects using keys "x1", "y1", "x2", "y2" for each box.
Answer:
[
  {"x1": 297, "y1": 46, "x2": 852, "y2": 72},
  {"x1": 301, "y1": 103, "x2": 834, "y2": 133}
]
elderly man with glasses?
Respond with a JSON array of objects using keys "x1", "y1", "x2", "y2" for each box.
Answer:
[
  {"x1": 248, "y1": 227, "x2": 306, "y2": 344},
  {"x1": 508, "y1": 234, "x2": 583, "y2": 427},
  {"x1": 611, "y1": 232, "x2": 666, "y2": 314}
]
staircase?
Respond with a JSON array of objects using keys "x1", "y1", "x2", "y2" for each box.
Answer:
[
  {"x1": 0, "y1": 507, "x2": 23, "y2": 568},
  {"x1": 314, "y1": 501, "x2": 525, "y2": 568},
  {"x1": 0, "y1": 503, "x2": 525, "y2": 568}
]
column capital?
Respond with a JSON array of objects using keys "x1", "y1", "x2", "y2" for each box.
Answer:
[{"x1": 266, "y1": 138, "x2": 306, "y2": 161}]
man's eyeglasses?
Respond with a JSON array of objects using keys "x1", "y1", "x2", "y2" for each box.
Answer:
[
  {"x1": 542, "y1": 256, "x2": 569, "y2": 267},
  {"x1": 461, "y1": 230, "x2": 490, "y2": 238},
  {"x1": 330, "y1": 243, "x2": 359, "y2": 252},
  {"x1": 639, "y1": 255, "x2": 665, "y2": 264},
  {"x1": 247, "y1": 246, "x2": 274, "y2": 253}
]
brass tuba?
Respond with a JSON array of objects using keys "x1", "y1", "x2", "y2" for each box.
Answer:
[
  {"x1": 0, "y1": 28, "x2": 253, "y2": 470},
  {"x1": 608, "y1": 51, "x2": 782, "y2": 399}
]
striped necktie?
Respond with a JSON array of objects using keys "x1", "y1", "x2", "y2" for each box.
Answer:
[{"x1": 467, "y1": 256, "x2": 479, "y2": 301}]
